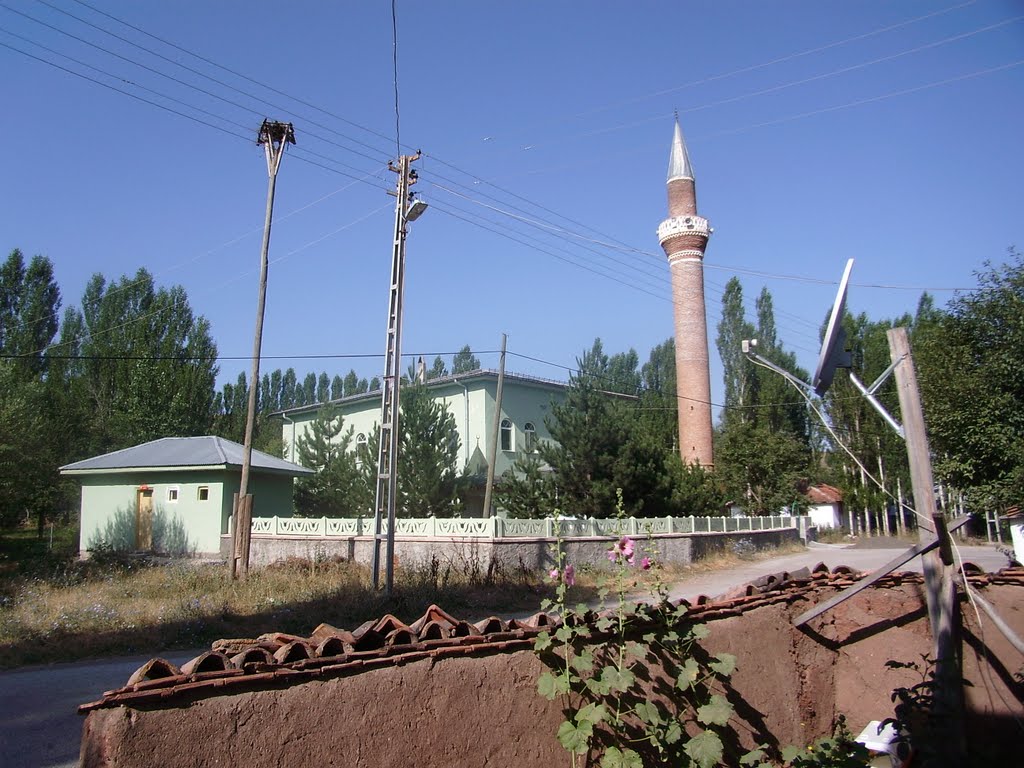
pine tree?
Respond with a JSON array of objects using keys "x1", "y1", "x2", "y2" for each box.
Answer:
[
  {"x1": 451, "y1": 344, "x2": 480, "y2": 374},
  {"x1": 293, "y1": 405, "x2": 368, "y2": 517}
]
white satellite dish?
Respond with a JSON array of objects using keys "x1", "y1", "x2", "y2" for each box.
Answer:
[{"x1": 812, "y1": 258, "x2": 854, "y2": 396}]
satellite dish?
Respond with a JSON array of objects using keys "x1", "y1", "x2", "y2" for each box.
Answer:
[{"x1": 812, "y1": 258, "x2": 855, "y2": 396}]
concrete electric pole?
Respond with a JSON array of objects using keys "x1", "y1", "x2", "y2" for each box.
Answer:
[
  {"x1": 232, "y1": 119, "x2": 295, "y2": 581},
  {"x1": 371, "y1": 152, "x2": 426, "y2": 595}
]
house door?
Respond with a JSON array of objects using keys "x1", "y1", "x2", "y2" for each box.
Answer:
[{"x1": 136, "y1": 488, "x2": 154, "y2": 550}]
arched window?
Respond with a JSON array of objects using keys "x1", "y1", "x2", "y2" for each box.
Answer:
[
  {"x1": 500, "y1": 418, "x2": 513, "y2": 452},
  {"x1": 356, "y1": 433, "x2": 367, "y2": 450},
  {"x1": 524, "y1": 422, "x2": 537, "y2": 453}
]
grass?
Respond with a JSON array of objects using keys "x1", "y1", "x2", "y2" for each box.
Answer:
[
  {"x1": 0, "y1": 525, "x2": 560, "y2": 669},
  {"x1": 0, "y1": 525, "x2": 812, "y2": 669}
]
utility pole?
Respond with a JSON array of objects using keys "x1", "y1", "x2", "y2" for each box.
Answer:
[
  {"x1": 482, "y1": 333, "x2": 507, "y2": 518},
  {"x1": 371, "y1": 152, "x2": 426, "y2": 594},
  {"x1": 232, "y1": 120, "x2": 295, "y2": 581},
  {"x1": 888, "y1": 327, "x2": 965, "y2": 764}
]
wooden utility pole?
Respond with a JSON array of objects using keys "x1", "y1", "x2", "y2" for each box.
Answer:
[
  {"x1": 482, "y1": 333, "x2": 507, "y2": 518},
  {"x1": 232, "y1": 120, "x2": 295, "y2": 581},
  {"x1": 888, "y1": 326, "x2": 965, "y2": 764},
  {"x1": 371, "y1": 152, "x2": 424, "y2": 594}
]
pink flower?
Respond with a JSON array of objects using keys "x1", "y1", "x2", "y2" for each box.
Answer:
[
  {"x1": 549, "y1": 568, "x2": 560, "y2": 581},
  {"x1": 563, "y1": 563, "x2": 576, "y2": 587},
  {"x1": 608, "y1": 536, "x2": 636, "y2": 564},
  {"x1": 640, "y1": 556, "x2": 652, "y2": 571}
]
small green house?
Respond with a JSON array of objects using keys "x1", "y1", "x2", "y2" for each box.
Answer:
[{"x1": 60, "y1": 436, "x2": 313, "y2": 558}]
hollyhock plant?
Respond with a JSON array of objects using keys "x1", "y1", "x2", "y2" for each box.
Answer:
[
  {"x1": 549, "y1": 564, "x2": 576, "y2": 587},
  {"x1": 563, "y1": 563, "x2": 576, "y2": 587},
  {"x1": 640, "y1": 556, "x2": 652, "y2": 571},
  {"x1": 607, "y1": 536, "x2": 636, "y2": 564}
]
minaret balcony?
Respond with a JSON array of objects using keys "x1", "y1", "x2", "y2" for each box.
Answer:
[{"x1": 657, "y1": 215, "x2": 711, "y2": 246}]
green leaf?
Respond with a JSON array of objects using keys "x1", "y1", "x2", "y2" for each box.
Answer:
[
  {"x1": 739, "y1": 746, "x2": 767, "y2": 765},
  {"x1": 571, "y1": 650, "x2": 595, "y2": 674},
  {"x1": 664, "y1": 721, "x2": 682, "y2": 744},
  {"x1": 689, "y1": 623, "x2": 710, "y2": 640},
  {"x1": 556, "y1": 719, "x2": 592, "y2": 754},
  {"x1": 624, "y1": 640, "x2": 646, "y2": 660},
  {"x1": 709, "y1": 652, "x2": 737, "y2": 677},
  {"x1": 634, "y1": 700, "x2": 661, "y2": 725},
  {"x1": 540, "y1": 598, "x2": 553, "y2": 612},
  {"x1": 533, "y1": 631, "x2": 552, "y2": 652},
  {"x1": 600, "y1": 664, "x2": 636, "y2": 693},
  {"x1": 575, "y1": 702, "x2": 607, "y2": 725},
  {"x1": 677, "y1": 657, "x2": 701, "y2": 689},
  {"x1": 781, "y1": 745, "x2": 804, "y2": 763},
  {"x1": 595, "y1": 616, "x2": 613, "y2": 633},
  {"x1": 600, "y1": 746, "x2": 644, "y2": 768},
  {"x1": 537, "y1": 671, "x2": 569, "y2": 700},
  {"x1": 554, "y1": 625, "x2": 574, "y2": 643},
  {"x1": 697, "y1": 694, "x2": 734, "y2": 726},
  {"x1": 684, "y1": 730, "x2": 724, "y2": 768}
]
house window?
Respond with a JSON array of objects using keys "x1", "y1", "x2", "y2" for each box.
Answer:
[
  {"x1": 166, "y1": 487, "x2": 179, "y2": 503},
  {"x1": 197, "y1": 486, "x2": 209, "y2": 501},
  {"x1": 356, "y1": 433, "x2": 367, "y2": 450},
  {"x1": 500, "y1": 418, "x2": 514, "y2": 452},
  {"x1": 524, "y1": 422, "x2": 537, "y2": 453}
]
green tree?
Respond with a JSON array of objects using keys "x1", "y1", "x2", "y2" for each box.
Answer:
[
  {"x1": 317, "y1": 372, "x2": 330, "y2": 403},
  {"x1": 343, "y1": 369, "x2": 359, "y2": 395},
  {"x1": 293, "y1": 405, "x2": 369, "y2": 517},
  {"x1": 359, "y1": 384, "x2": 463, "y2": 517},
  {"x1": 299, "y1": 372, "x2": 316, "y2": 406},
  {"x1": 330, "y1": 374, "x2": 344, "y2": 400},
  {"x1": 0, "y1": 361, "x2": 62, "y2": 527},
  {"x1": 714, "y1": 280, "x2": 811, "y2": 512},
  {"x1": 429, "y1": 355, "x2": 447, "y2": 380},
  {"x1": 63, "y1": 269, "x2": 217, "y2": 454},
  {"x1": 495, "y1": 452, "x2": 558, "y2": 518},
  {"x1": 716, "y1": 278, "x2": 756, "y2": 428},
  {"x1": 917, "y1": 249, "x2": 1024, "y2": 513},
  {"x1": 638, "y1": 338, "x2": 678, "y2": 456},
  {"x1": 0, "y1": 249, "x2": 61, "y2": 378},
  {"x1": 452, "y1": 344, "x2": 480, "y2": 374},
  {"x1": 280, "y1": 368, "x2": 297, "y2": 409}
]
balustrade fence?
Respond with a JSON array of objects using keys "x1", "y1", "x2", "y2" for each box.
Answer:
[{"x1": 245, "y1": 515, "x2": 810, "y2": 540}]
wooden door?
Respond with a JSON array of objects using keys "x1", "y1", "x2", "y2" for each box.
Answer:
[{"x1": 136, "y1": 488, "x2": 154, "y2": 550}]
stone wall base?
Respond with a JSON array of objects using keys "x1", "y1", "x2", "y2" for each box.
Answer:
[{"x1": 220, "y1": 528, "x2": 801, "y2": 571}]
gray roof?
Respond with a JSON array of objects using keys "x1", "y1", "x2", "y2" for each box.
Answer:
[
  {"x1": 273, "y1": 368, "x2": 569, "y2": 418},
  {"x1": 60, "y1": 436, "x2": 313, "y2": 476},
  {"x1": 667, "y1": 119, "x2": 694, "y2": 182}
]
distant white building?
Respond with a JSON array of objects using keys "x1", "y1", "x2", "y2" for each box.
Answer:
[{"x1": 805, "y1": 484, "x2": 844, "y2": 529}]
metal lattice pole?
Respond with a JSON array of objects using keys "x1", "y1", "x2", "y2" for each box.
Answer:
[{"x1": 371, "y1": 152, "x2": 422, "y2": 594}]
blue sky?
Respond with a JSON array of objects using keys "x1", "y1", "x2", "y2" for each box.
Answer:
[{"x1": 3, "y1": 1, "x2": 1022, "y2": 414}]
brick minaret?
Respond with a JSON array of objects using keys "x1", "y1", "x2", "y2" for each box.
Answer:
[{"x1": 657, "y1": 120, "x2": 714, "y2": 468}]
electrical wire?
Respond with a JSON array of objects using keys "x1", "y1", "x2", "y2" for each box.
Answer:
[{"x1": 1, "y1": 1, "x2": 999, "y2": 380}]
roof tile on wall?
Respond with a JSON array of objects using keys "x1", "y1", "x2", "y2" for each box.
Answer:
[{"x1": 79, "y1": 568, "x2": 1023, "y2": 715}]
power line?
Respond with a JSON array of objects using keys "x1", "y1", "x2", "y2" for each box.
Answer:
[{"x1": 481, "y1": 0, "x2": 981, "y2": 141}]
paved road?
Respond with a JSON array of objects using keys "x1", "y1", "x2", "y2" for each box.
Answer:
[
  {"x1": 662, "y1": 540, "x2": 1008, "y2": 604},
  {"x1": 0, "y1": 650, "x2": 198, "y2": 768},
  {"x1": 0, "y1": 542, "x2": 1006, "y2": 768}
]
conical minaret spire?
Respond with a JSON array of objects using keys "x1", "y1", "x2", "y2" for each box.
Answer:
[
  {"x1": 667, "y1": 119, "x2": 694, "y2": 182},
  {"x1": 657, "y1": 119, "x2": 714, "y2": 468}
]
